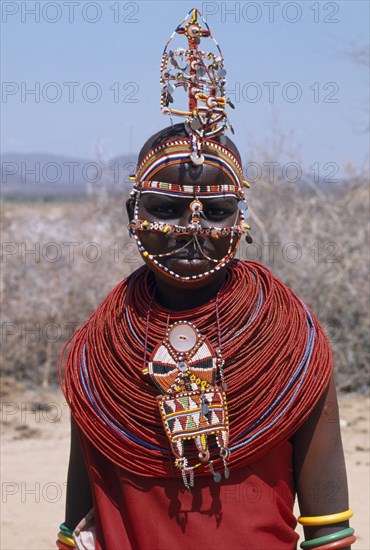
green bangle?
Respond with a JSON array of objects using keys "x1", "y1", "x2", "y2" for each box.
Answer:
[
  {"x1": 59, "y1": 523, "x2": 74, "y2": 538},
  {"x1": 300, "y1": 528, "x2": 355, "y2": 549}
]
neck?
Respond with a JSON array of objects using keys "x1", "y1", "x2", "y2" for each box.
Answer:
[{"x1": 154, "y1": 270, "x2": 227, "y2": 311}]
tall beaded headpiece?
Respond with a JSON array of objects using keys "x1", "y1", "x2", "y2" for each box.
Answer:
[
  {"x1": 160, "y1": 7, "x2": 233, "y2": 165},
  {"x1": 129, "y1": 8, "x2": 252, "y2": 282}
]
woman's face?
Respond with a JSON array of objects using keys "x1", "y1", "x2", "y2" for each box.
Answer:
[{"x1": 127, "y1": 161, "x2": 240, "y2": 281}]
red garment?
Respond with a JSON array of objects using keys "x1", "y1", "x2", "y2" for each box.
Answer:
[
  {"x1": 80, "y1": 433, "x2": 299, "y2": 550},
  {"x1": 61, "y1": 261, "x2": 332, "y2": 548}
]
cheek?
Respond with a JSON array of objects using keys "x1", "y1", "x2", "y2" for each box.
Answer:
[
  {"x1": 211, "y1": 236, "x2": 238, "y2": 256},
  {"x1": 139, "y1": 231, "x2": 169, "y2": 254},
  {"x1": 135, "y1": 204, "x2": 165, "y2": 252}
]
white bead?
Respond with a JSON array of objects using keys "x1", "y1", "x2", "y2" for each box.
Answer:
[{"x1": 190, "y1": 152, "x2": 205, "y2": 166}]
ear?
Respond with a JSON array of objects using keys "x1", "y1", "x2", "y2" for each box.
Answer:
[{"x1": 126, "y1": 197, "x2": 135, "y2": 222}]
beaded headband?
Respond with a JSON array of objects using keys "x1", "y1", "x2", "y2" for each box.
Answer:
[
  {"x1": 132, "y1": 9, "x2": 250, "y2": 197},
  {"x1": 134, "y1": 180, "x2": 240, "y2": 199},
  {"x1": 135, "y1": 139, "x2": 249, "y2": 197}
]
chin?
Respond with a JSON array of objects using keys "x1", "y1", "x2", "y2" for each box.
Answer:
[
  {"x1": 147, "y1": 257, "x2": 225, "y2": 289},
  {"x1": 167, "y1": 257, "x2": 211, "y2": 274}
]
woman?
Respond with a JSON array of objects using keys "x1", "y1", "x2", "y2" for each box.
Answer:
[{"x1": 58, "y1": 9, "x2": 354, "y2": 550}]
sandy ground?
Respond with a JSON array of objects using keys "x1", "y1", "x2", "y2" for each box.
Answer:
[{"x1": 1, "y1": 386, "x2": 369, "y2": 550}]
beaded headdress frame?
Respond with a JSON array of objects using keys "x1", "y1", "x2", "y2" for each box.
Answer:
[{"x1": 129, "y1": 8, "x2": 252, "y2": 282}]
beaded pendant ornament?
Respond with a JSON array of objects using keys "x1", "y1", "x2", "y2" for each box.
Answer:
[{"x1": 146, "y1": 321, "x2": 230, "y2": 489}]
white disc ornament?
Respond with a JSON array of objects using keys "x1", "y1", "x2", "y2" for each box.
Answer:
[
  {"x1": 168, "y1": 322, "x2": 198, "y2": 352},
  {"x1": 190, "y1": 152, "x2": 205, "y2": 165}
]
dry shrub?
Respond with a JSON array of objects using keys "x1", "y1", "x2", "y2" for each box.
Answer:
[
  {"x1": 1, "y1": 170, "x2": 368, "y2": 392},
  {"x1": 1, "y1": 194, "x2": 137, "y2": 389},
  {"x1": 244, "y1": 170, "x2": 369, "y2": 391}
]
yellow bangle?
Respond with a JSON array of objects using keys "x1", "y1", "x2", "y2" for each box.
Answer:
[
  {"x1": 57, "y1": 531, "x2": 75, "y2": 547},
  {"x1": 298, "y1": 509, "x2": 353, "y2": 526}
]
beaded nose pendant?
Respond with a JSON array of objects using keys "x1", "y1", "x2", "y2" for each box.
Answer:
[{"x1": 147, "y1": 321, "x2": 230, "y2": 489}]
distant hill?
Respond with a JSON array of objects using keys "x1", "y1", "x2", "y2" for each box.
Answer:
[{"x1": 1, "y1": 152, "x2": 137, "y2": 200}]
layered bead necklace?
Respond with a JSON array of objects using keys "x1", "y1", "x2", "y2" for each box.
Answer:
[{"x1": 60, "y1": 260, "x2": 332, "y2": 485}]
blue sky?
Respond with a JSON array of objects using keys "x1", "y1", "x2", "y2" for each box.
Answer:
[{"x1": 1, "y1": 1, "x2": 369, "y2": 177}]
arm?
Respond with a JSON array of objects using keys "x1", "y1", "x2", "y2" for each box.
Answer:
[
  {"x1": 294, "y1": 373, "x2": 352, "y2": 548},
  {"x1": 64, "y1": 416, "x2": 93, "y2": 530}
]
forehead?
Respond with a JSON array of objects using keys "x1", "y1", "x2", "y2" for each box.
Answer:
[
  {"x1": 152, "y1": 162, "x2": 233, "y2": 186},
  {"x1": 139, "y1": 193, "x2": 237, "y2": 207}
]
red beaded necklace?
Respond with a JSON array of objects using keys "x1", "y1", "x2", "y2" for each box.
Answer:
[{"x1": 60, "y1": 260, "x2": 332, "y2": 480}]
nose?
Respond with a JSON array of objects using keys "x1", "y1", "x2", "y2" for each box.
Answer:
[
  {"x1": 175, "y1": 232, "x2": 205, "y2": 247},
  {"x1": 182, "y1": 201, "x2": 208, "y2": 227},
  {"x1": 175, "y1": 206, "x2": 206, "y2": 247},
  {"x1": 175, "y1": 206, "x2": 196, "y2": 227}
]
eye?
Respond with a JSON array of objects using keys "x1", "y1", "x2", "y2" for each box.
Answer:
[
  {"x1": 151, "y1": 206, "x2": 177, "y2": 216},
  {"x1": 205, "y1": 208, "x2": 229, "y2": 217}
]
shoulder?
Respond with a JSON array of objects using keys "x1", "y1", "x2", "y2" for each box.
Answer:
[
  {"x1": 237, "y1": 258, "x2": 333, "y2": 378},
  {"x1": 237, "y1": 259, "x2": 310, "y2": 310}
]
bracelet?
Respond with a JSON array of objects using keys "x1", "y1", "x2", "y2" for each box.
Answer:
[
  {"x1": 301, "y1": 528, "x2": 355, "y2": 549},
  {"x1": 59, "y1": 523, "x2": 74, "y2": 538},
  {"x1": 57, "y1": 531, "x2": 75, "y2": 547},
  {"x1": 56, "y1": 541, "x2": 73, "y2": 550},
  {"x1": 298, "y1": 509, "x2": 353, "y2": 526},
  {"x1": 310, "y1": 535, "x2": 356, "y2": 549}
]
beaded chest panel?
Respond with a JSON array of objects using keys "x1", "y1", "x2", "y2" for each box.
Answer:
[{"x1": 157, "y1": 388, "x2": 228, "y2": 442}]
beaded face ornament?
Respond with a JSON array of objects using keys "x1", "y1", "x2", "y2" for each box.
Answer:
[{"x1": 129, "y1": 8, "x2": 252, "y2": 283}]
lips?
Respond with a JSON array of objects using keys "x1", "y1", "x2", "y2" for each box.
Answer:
[{"x1": 170, "y1": 251, "x2": 205, "y2": 260}]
